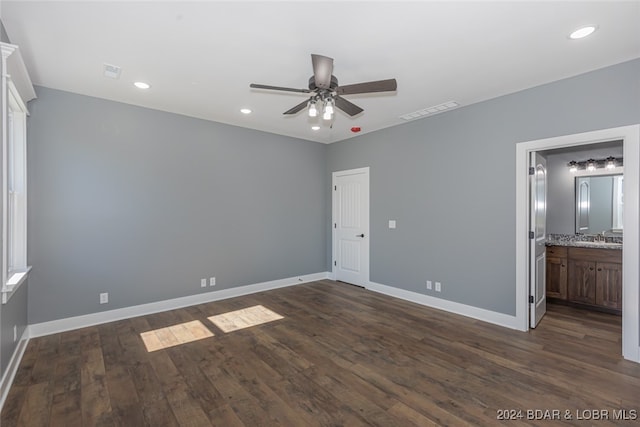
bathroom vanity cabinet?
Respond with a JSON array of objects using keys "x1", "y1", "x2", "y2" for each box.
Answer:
[{"x1": 546, "y1": 245, "x2": 622, "y2": 314}]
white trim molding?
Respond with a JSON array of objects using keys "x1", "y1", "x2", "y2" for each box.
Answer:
[
  {"x1": 29, "y1": 272, "x2": 329, "y2": 338},
  {"x1": 1, "y1": 266, "x2": 31, "y2": 304},
  {"x1": 0, "y1": 327, "x2": 30, "y2": 411},
  {"x1": 0, "y1": 43, "x2": 36, "y2": 109},
  {"x1": 367, "y1": 281, "x2": 520, "y2": 330},
  {"x1": 516, "y1": 125, "x2": 640, "y2": 363}
]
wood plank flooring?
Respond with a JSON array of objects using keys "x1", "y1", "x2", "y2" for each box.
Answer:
[{"x1": 2, "y1": 280, "x2": 639, "y2": 426}]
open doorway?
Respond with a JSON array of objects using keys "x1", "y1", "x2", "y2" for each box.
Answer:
[
  {"x1": 541, "y1": 141, "x2": 624, "y2": 316},
  {"x1": 515, "y1": 125, "x2": 640, "y2": 363}
]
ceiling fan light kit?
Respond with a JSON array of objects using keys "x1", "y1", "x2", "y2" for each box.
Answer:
[
  {"x1": 323, "y1": 98, "x2": 334, "y2": 120},
  {"x1": 250, "y1": 54, "x2": 397, "y2": 124},
  {"x1": 308, "y1": 99, "x2": 318, "y2": 117}
]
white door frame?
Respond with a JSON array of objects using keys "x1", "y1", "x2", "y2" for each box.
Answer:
[
  {"x1": 331, "y1": 167, "x2": 370, "y2": 285},
  {"x1": 515, "y1": 125, "x2": 640, "y2": 363}
]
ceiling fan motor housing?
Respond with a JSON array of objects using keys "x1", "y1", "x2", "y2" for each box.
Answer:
[{"x1": 309, "y1": 75, "x2": 339, "y2": 92}]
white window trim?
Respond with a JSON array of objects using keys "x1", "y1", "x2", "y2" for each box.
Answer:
[
  {"x1": 1, "y1": 42, "x2": 35, "y2": 304},
  {"x1": 2, "y1": 266, "x2": 31, "y2": 304}
]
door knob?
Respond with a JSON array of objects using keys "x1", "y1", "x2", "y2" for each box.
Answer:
[{"x1": 356, "y1": 234, "x2": 365, "y2": 238}]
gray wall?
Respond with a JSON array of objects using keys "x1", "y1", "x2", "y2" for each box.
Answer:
[
  {"x1": 546, "y1": 144, "x2": 623, "y2": 235},
  {"x1": 327, "y1": 58, "x2": 640, "y2": 316},
  {"x1": 0, "y1": 21, "x2": 10, "y2": 43},
  {"x1": 21, "y1": 59, "x2": 640, "y2": 325},
  {"x1": 27, "y1": 87, "x2": 327, "y2": 324}
]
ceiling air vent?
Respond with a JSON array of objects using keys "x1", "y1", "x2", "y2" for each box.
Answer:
[
  {"x1": 400, "y1": 101, "x2": 459, "y2": 121},
  {"x1": 103, "y1": 63, "x2": 122, "y2": 79}
]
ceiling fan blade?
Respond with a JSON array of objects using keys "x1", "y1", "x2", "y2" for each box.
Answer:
[
  {"x1": 283, "y1": 99, "x2": 309, "y2": 115},
  {"x1": 311, "y1": 54, "x2": 333, "y2": 89},
  {"x1": 250, "y1": 83, "x2": 311, "y2": 94},
  {"x1": 334, "y1": 95, "x2": 363, "y2": 116},
  {"x1": 336, "y1": 78, "x2": 397, "y2": 95}
]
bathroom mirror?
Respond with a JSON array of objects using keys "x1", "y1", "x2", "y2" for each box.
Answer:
[{"x1": 575, "y1": 174, "x2": 623, "y2": 234}]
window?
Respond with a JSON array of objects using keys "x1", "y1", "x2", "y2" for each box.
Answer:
[
  {"x1": 2, "y1": 84, "x2": 30, "y2": 302},
  {"x1": 1, "y1": 42, "x2": 35, "y2": 304}
]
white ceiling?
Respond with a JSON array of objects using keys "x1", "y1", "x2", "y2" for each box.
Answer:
[{"x1": 2, "y1": 1, "x2": 639, "y2": 144}]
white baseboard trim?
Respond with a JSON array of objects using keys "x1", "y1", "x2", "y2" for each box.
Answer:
[
  {"x1": 366, "y1": 281, "x2": 521, "y2": 330},
  {"x1": 0, "y1": 327, "x2": 30, "y2": 411},
  {"x1": 30, "y1": 272, "x2": 329, "y2": 338}
]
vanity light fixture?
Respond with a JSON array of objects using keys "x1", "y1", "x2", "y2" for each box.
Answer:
[
  {"x1": 568, "y1": 161, "x2": 578, "y2": 173},
  {"x1": 568, "y1": 156, "x2": 622, "y2": 173}
]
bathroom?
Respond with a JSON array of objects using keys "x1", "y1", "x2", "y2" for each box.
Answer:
[{"x1": 543, "y1": 139, "x2": 623, "y2": 314}]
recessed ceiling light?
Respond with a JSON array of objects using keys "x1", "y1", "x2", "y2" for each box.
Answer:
[
  {"x1": 311, "y1": 126, "x2": 320, "y2": 131},
  {"x1": 569, "y1": 26, "x2": 596, "y2": 39},
  {"x1": 240, "y1": 108, "x2": 252, "y2": 114},
  {"x1": 134, "y1": 81, "x2": 150, "y2": 89}
]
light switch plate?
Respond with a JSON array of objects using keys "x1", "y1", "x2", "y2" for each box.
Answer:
[{"x1": 389, "y1": 220, "x2": 396, "y2": 229}]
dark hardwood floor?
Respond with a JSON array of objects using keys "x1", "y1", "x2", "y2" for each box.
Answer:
[{"x1": 2, "y1": 280, "x2": 639, "y2": 426}]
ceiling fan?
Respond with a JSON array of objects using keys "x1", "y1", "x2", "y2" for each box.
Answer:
[{"x1": 250, "y1": 54, "x2": 397, "y2": 120}]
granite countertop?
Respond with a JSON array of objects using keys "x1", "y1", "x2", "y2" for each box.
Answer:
[{"x1": 545, "y1": 234, "x2": 622, "y2": 250}]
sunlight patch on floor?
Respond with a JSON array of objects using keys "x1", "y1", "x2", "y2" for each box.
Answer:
[
  {"x1": 140, "y1": 320, "x2": 214, "y2": 352},
  {"x1": 208, "y1": 305, "x2": 284, "y2": 333}
]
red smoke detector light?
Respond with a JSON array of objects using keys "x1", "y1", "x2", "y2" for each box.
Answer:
[{"x1": 351, "y1": 127, "x2": 361, "y2": 133}]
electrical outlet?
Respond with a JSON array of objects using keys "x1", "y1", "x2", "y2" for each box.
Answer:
[
  {"x1": 99, "y1": 292, "x2": 109, "y2": 304},
  {"x1": 201, "y1": 278, "x2": 207, "y2": 288},
  {"x1": 435, "y1": 282, "x2": 442, "y2": 292},
  {"x1": 13, "y1": 325, "x2": 17, "y2": 342},
  {"x1": 426, "y1": 280, "x2": 432, "y2": 290},
  {"x1": 210, "y1": 277, "x2": 216, "y2": 287}
]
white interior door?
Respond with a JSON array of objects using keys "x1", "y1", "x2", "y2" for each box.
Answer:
[
  {"x1": 332, "y1": 168, "x2": 370, "y2": 287},
  {"x1": 530, "y1": 153, "x2": 547, "y2": 328}
]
